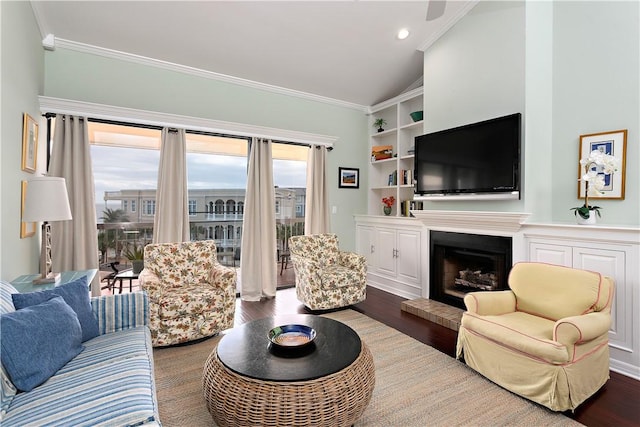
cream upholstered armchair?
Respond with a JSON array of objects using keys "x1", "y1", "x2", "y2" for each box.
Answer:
[
  {"x1": 139, "y1": 241, "x2": 236, "y2": 347},
  {"x1": 289, "y1": 233, "x2": 367, "y2": 310},
  {"x1": 456, "y1": 262, "x2": 614, "y2": 411}
]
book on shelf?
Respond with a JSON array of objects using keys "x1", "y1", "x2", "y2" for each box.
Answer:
[
  {"x1": 371, "y1": 145, "x2": 393, "y2": 161},
  {"x1": 398, "y1": 169, "x2": 413, "y2": 185},
  {"x1": 400, "y1": 200, "x2": 423, "y2": 217},
  {"x1": 387, "y1": 170, "x2": 398, "y2": 186}
]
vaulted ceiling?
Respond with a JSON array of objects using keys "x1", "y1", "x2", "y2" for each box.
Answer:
[{"x1": 31, "y1": 1, "x2": 477, "y2": 108}]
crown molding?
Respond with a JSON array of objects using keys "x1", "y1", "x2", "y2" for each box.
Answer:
[
  {"x1": 367, "y1": 87, "x2": 424, "y2": 114},
  {"x1": 38, "y1": 96, "x2": 337, "y2": 147},
  {"x1": 30, "y1": 1, "x2": 50, "y2": 41},
  {"x1": 417, "y1": 1, "x2": 480, "y2": 52},
  {"x1": 52, "y1": 38, "x2": 367, "y2": 113}
]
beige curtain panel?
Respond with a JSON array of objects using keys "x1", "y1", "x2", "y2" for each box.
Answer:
[
  {"x1": 49, "y1": 115, "x2": 101, "y2": 296},
  {"x1": 153, "y1": 128, "x2": 190, "y2": 244},
  {"x1": 240, "y1": 138, "x2": 277, "y2": 301},
  {"x1": 305, "y1": 145, "x2": 330, "y2": 235}
]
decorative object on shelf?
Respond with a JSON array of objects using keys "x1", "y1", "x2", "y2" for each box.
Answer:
[
  {"x1": 338, "y1": 167, "x2": 359, "y2": 189},
  {"x1": 123, "y1": 243, "x2": 145, "y2": 274},
  {"x1": 22, "y1": 177, "x2": 73, "y2": 284},
  {"x1": 21, "y1": 113, "x2": 38, "y2": 173},
  {"x1": 409, "y1": 111, "x2": 423, "y2": 122},
  {"x1": 577, "y1": 129, "x2": 627, "y2": 200},
  {"x1": 373, "y1": 118, "x2": 387, "y2": 133},
  {"x1": 371, "y1": 145, "x2": 393, "y2": 162},
  {"x1": 20, "y1": 181, "x2": 36, "y2": 238},
  {"x1": 382, "y1": 196, "x2": 395, "y2": 216},
  {"x1": 571, "y1": 145, "x2": 620, "y2": 225}
]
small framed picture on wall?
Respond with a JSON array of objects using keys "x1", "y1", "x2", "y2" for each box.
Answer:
[
  {"x1": 21, "y1": 113, "x2": 38, "y2": 173},
  {"x1": 578, "y1": 129, "x2": 627, "y2": 200},
  {"x1": 20, "y1": 181, "x2": 36, "y2": 238},
  {"x1": 338, "y1": 167, "x2": 359, "y2": 189}
]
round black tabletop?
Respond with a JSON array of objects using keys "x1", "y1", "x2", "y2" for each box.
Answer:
[{"x1": 216, "y1": 314, "x2": 361, "y2": 382}]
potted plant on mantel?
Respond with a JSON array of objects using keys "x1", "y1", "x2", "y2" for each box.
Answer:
[
  {"x1": 123, "y1": 243, "x2": 145, "y2": 274},
  {"x1": 571, "y1": 149, "x2": 619, "y2": 225},
  {"x1": 373, "y1": 118, "x2": 387, "y2": 133}
]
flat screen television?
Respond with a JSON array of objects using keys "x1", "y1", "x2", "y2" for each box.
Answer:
[{"x1": 414, "y1": 113, "x2": 521, "y2": 199}]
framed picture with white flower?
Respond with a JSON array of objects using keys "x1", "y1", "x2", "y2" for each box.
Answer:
[{"x1": 578, "y1": 129, "x2": 627, "y2": 200}]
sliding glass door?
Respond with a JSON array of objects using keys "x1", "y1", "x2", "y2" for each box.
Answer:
[{"x1": 86, "y1": 120, "x2": 309, "y2": 291}]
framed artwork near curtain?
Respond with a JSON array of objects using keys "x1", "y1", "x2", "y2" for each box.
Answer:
[
  {"x1": 20, "y1": 181, "x2": 36, "y2": 238},
  {"x1": 21, "y1": 113, "x2": 38, "y2": 173},
  {"x1": 578, "y1": 129, "x2": 627, "y2": 200},
  {"x1": 338, "y1": 167, "x2": 359, "y2": 189}
]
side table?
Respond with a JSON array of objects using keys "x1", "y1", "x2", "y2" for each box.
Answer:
[
  {"x1": 112, "y1": 269, "x2": 139, "y2": 294},
  {"x1": 10, "y1": 269, "x2": 97, "y2": 293}
]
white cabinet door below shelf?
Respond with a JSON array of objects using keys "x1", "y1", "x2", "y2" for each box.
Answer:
[
  {"x1": 356, "y1": 225, "x2": 377, "y2": 270},
  {"x1": 529, "y1": 242, "x2": 572, "y2": 267},
  {"x1": 396, "y1": 229, "x2": 421, "y2": 283},
  {"x1": 572, "y1": 246, "x2": 627, "y2": 348},
  {"x1": 376, "y1": 228, "x2": 397, "y2": 276}
]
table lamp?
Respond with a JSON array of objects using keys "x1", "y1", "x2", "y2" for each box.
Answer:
[{"x1": 22, "y1": 176, "x2": 73, "y2": 284}]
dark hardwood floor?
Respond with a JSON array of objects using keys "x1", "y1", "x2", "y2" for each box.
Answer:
[{"x1": 234, "y1": 286, "x2": 640, "y2": 427}]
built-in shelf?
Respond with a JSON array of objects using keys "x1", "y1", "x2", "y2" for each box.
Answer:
[{"x1": 368, "y1": 87, "x2": 423, "y2": 217}]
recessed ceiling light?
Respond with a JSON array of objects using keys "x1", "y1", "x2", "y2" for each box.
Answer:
[{"x1": 397, "y1": 28, "x2": 410, "y2": 40}]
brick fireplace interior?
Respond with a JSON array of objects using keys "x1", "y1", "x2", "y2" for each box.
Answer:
[{"x1": 430, "y1": 231, "x2": 512, "y2": 310}]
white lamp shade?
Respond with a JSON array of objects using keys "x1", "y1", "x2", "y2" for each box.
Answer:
[{"x1": 23, "y1": 177, "x2": 73, "y2": 222}]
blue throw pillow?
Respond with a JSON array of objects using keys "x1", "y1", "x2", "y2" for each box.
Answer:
[
  {"x1": 12, "y1": 276, "x2": 99, "y2": 342},
  {"x1": 0, "y1": 296, "x2": 84, "y2": 391}
]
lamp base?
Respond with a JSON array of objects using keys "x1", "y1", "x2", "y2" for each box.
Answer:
[{"x1": 32, "y1": 272, "x2": 61, "y2": 285}]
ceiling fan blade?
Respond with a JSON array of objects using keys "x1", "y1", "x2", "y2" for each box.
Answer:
[{"x1": 426, "y1": 0, "x2": 446, "y2": 21}]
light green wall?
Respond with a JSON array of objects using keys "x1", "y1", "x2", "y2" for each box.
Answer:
[
  {"x1": 0, "y1": 1, "x2": 45, "y2": 281},
  {"x1": 43, "y1": 49, "x2": 369, "y2": 250},
  {"x1": 423, "y1": 1, "x2": 639, "y2": 226},
  {"x1": 550, "y1": 1, "x2": 639, "y2": 226},
  {"x1": 423, "y1": 1, "x2": 526, "y2": 213}
]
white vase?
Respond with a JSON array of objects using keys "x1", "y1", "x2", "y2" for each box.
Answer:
[{"x1": 576, "y1": 214, "x2": 597, "y2": 225}]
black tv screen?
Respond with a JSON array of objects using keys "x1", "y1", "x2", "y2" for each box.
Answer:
[{"x1": 414, "y1": 113, "x2": 521, "y2": 198}]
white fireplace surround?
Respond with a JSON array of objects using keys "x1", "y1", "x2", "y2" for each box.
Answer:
[
  {"x1": 356, "y1": 211, "x2": 640, "y2": 380},
  {"x1": 411, "y1": 210, "x2": 530, "y2": 264}
]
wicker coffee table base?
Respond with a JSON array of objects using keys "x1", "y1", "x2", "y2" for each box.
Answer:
[{"x1": 202, "y1": 342, "x2": 375, "y2": 427}]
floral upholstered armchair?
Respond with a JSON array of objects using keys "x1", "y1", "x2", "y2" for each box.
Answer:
[
  {"x1": 138, "y1": 241, "x2": 236, "y2": 347},
  {"x1": 288, "y1": 233, "x2": 366, "y2": 310}
]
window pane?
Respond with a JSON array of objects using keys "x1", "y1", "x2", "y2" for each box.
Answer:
[
  {"x1": 89, "y1": 122, "x2": 161, "y2": 269},
  {"x1": 273, "y1": 143, "x2": 307, "y2": 286},
  {"x1": 186, "y1": 134, "x2": 248, "y2": 268}
]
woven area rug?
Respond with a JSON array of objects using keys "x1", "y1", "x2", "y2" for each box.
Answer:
[{"x1": 153, "y1": 310, "x2": 582, "y2": 426}]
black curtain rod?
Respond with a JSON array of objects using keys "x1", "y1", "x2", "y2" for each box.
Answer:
[{"x1": 186, "y1": 129, "x2": 250, "y2": 141}]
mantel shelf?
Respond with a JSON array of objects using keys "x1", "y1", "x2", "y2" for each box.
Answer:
[{"x1": 411, "y1": 210, "x2": 531, "y2": 234}]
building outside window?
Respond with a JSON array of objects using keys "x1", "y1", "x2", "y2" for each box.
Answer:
[
  {"x1": 87, "y1": 121, "x2": 308, "y2": 281},
  {"x1": 143, "y1": 200, "x2": 156, "y2": 216}
]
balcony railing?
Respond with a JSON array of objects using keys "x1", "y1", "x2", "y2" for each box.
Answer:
[{"x1": 98, "y1": 219, "x2": 304, "y2": 269}]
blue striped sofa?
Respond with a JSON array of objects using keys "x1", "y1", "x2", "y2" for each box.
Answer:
[{"x1": 0, "y1": 281, "x2": 160, "y2": 426}]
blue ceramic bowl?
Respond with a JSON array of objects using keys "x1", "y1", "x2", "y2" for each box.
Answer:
[{"x1": 268, "y1": 324, "x2": 317, "y2": 348}]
